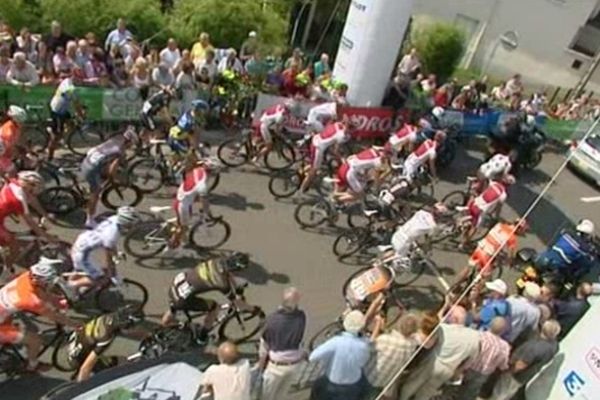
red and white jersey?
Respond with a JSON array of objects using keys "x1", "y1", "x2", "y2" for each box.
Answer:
[
  {"x1": 348, "y1": 148, "x2": 383, "y2": 173},
  {"x1": 479, "y1": 154, "x2": 512, "y2": 179},
  {"x1": 405, "y1": 139, "x2": 437, "y2": 166},
  {"x1": 388, "y1": 124, "x2": 417, "y2": 150},
  {"x1": 473, "y1": 181, "x2": 507, "y2": 213},
  {"x1": 176, "y1": 167, "x2": 209, "y2": 202},
  {"x1": 0, "y1": 181, "x2": 28, "y2": 221},
  {"x1": 312, "y1": 122, "x2": 347, "y2": 149},
  {"x1": 260, "y1": 104, "x2": 287, "y2": 127}
]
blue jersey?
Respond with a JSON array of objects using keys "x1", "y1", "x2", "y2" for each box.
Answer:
[{"x1": 548, "y1": 232, "x2": 592, "y2": 267}]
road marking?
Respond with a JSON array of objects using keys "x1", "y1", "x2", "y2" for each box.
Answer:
[
  {"x1": 581, "y1": 196, "x2": 600, "y2": 203},
  {"x1": 426, "y1": 260, "x2": 450, "y2": 291}
]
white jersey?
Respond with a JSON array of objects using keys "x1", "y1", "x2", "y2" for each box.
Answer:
[
  {"x1": 85, "y1": 136, "x2": 124, "y2": 167},
  {"x1": 260, "y1": 104, "x2": 287, "y2": 127},
  {"x1": 391, "y1": 210, "x2": 436, "y2": 256},
  {"x1": 307, "y1": 102, "x2": 337, "y2": 123},
  {"x1": 479, "y1": 154, "x2": 512, "y2": 180},
  {"x1": 72, "y1": 216, "x2": 120, "y2": 255}
]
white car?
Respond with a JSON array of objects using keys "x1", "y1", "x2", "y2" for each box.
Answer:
[{"x1": 568, "y1": 134, "x2": 600, "y2": 186}]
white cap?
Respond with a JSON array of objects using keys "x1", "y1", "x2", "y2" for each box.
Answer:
[
  {"x1": 523, "y1": 282, "x2": 541, "y2": 300},
  {"x1": 343, "y1": 310, "x2": 366, "y2": 334},
  {"x1": 485, "y1": 279, "x2": 508, "y2": 296},
  {"x1": 249, "y1": 31, "x2": 257, "y2": 38},
  {"x1": 576, "y1": 219, "x2": 595, "y2": 235}
]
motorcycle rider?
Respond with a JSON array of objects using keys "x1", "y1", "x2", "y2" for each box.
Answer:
[
  {"x1": 491, "y1": 112, "x2": 545, "y2": 173},
  {"x1": 535, "y1": 219, "x2": 596, "y2": 285}
]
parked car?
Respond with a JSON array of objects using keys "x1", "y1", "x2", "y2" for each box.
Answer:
[{"x1": 568, "y1": 134, "x2": 600, "y2": 186}]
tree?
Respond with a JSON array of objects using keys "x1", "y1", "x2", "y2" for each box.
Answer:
[
  {"x1": 0, "y1": 0, "x2": 44, "y2": 33},
  {"x1": 169, "y1": 0, "x2": 287, "y2": 51},
  {"x1": 410, "y1": 21, "x2": 465, "y2": 82}
]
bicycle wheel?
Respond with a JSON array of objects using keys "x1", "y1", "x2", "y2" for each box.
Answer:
[
  {"x1": 39, "y1": 187, "x2": 81, "y2": 215},
  {"x1": 96, "y1": 278, "x2": 148, "y2": 313},
  {"x1": 124, "y1": 221, "x2": 169, "y2": 258},
  {"x1": 342, "y1": 266, "x2": 371, "y2": 297},
  {"x1": 294, "y1": 198, "x2": 331, "y2": 228},
  {"x1": 128, "y1": 158, "x2": 166, "y2": 194},
  {"x1": 51, "y1": 332, "x2": 79, "y2": 372},
  {"x1": 0, "y1": 345, "x2": 26, "y2": 379},
  {"x1": 268, "y1": 170, "x2": 301, "y2": 198},
  {"x1": 393, "y1": 257, "x2": 429, "y2": 287},
  {"x1": 218, "y1": 307, "x2": 266, "y2": 343},
  {"x1": 264, "y1": 141, "x2": 296, "y2": 171},
  {"x1": 207, "y1": 172, "x2": 220, "y2": 193},
  {"x1": 308, "y1": 321, "x2": 343, "y2": 351},
  {"x1": 442, "y1": 190, "x2": 468, "y2": 209},
  {"x1": 66, "y1": 127, "x2": 105, "y2": 157},
  {"x1": 333, "y1": 228, "x2": 369, "y2": 258},
  {"x1": 189, "y1": 218, "x2": 231, "y2": 250},
  {"x1": 217, "y1": 138, "x2": 249, "y2": 167},
  {"x1": 138, "y1": 325, "x2": 194, "y2": 357},
  {"x1": 100, "y1": 184, "x2": 143, "y2": 210},
  {"x1": 25, "y1": 126, "x2": 50, "y2": 153}
]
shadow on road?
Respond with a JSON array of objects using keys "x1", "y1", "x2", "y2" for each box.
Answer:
[
  {"x1": 239, "y1": 260, "x2": 291, "y2": 285},
  {"x1": 211, "y1": 192, "x2": 265, "y2": 211},
  {"x1": 396, "y1": 284, "x2": 444, "y2": 311},
  {"x1": 0, "y1": 375, "x2": 67, "y2": 400}
]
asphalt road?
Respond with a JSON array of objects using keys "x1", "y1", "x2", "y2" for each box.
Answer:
[{"x1": 2, "y1": 135, "x2": 598, "y2": 400}]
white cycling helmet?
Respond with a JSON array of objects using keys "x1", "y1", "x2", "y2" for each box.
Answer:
[
  {"x1": 576, "y1": 219, "x2": 595, "y2": 235},
  {"x1": 7, "y1": 105, "x2": 27, "y2": 124},
  {"x1": 18, "y1": 170, "x2": 45, "y2": 192},
  {"x1": 432, "y1": 106, "x2": 445, "y2": 120},
  {"x1": 116, "y1": 206, "x2": 142, "y2": 227},
  {"x1": 30, "y1": 257, "x2": 62, "y2": 284}
]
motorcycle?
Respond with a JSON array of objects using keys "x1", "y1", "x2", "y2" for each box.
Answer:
[{"x1": 488, "y1": 117, "x2": 547, "y2": 173}]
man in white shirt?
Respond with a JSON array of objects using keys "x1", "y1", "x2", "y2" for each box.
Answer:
[
  {"x1": 397, "y1": 48, "x2": 421, "y2": 77},
  {"x1": 104, "y1": 18, "x2": 133, "y2": 54},
  {"x1": 200, "y1": 341, "x2": 251, "y2": 400},
  {"x1": 159, "y1": 38, "x2": 181, "y2": 71},
  {"x1": 152, "y1": 62, "x2": 175, "y2": 90},
  {"x1": 7, "y1": 52, "x2": 39, "y2": 87},
  {"x1": 217, "y1": 48, "x2": 244, "y2": 74}
]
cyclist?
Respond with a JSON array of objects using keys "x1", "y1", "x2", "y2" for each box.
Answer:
[
  {"x1": 0, "y1": 257, "x2": 79, "y2": 372},
  {"x1": 385, "y1": 121, "x2": 418, "y2": 161},
  {"x1": 170, "y1": 155, "x2": 220, "y2": 249},
  {"x1": 535, "y1": 219, "x2": 597, "y2": 285},
  {"x1": 462, "y1": 175, "x2": 515, "y2": 247},
  {"x1": 0, "y1": 171, "x2": 57, "y2": 273},
  {"x1": 305, "y1": 100, "x2": 338, "y2": 134},
  {"x1": 253, "y1": 101, "x2": 292, "y2": 164},
  {"x1": 69, "y1": 307, "x2": 142, "y2": 381},
  {"x1": 139, "y1": 87, "x2": 174, "y2": 142},
  {"x1": 402, "y1": 130, "x2": 446, "y2": 183},
  {"x1": 161, "y1": 252, "x2": 251, "y2": 342},
  {"x1": 0, "y1": 105, "x2": 27, "y2": 177},
  {"x1": 300, "y1": 119, "x2": 353, "y2": 193},
  {"x1": 47, "y1": 76, "x2": 85, "y2": 160},
  {"x1": 81, "y1": 126, "x2": 140, "y2": 228},
  {"x1": 67, "y1": 207, "x2": 141, "y2": 294},
  {"x1": 334, "y1": 146, "x2": 389, "y2": 204},
  {"x1": 454, "y1": 219, "x2": 528, "y2": 290},
  {"x1": 168, "y1": 99, "x2": 210, "y2": 158}
]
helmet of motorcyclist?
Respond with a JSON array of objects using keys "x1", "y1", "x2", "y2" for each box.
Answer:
[
  {"x1": 432, "y1": 106, "x2": 445, "y2": 121},
  {"x1": 576, "y1": 219, "x2": 595, "y2": 236}
]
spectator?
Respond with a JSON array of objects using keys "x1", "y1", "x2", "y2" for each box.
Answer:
[
  {"x1": 539, "y1": 282, "x2": 560, "y2": 306},
  {"x1": 397, "y1": 48, "x2": 421, "y2": 78},
  {"x1": 506, "y1": 282, "x2": 542, "y2": 344},
  {"x1": 159, "y1": 38, "x2": 181, "y2": 71},
  {"x1": 439, "y1": 292, "x2": 469, "y2": 325},
  {"x1": 382, "y1": 74, "x2": 410, "y2": 110},
  {"x1": 285, "y1": 47, "x2": 304, "y2": 70},
  {"x1": 0, "y1": 47, "x2": 12, "y2": 83},
  {"x1": 104, "y1": 18, "x2": 133, "y2": 53},
  {"x1": 52, "y1": 46, "x2": 75, "y2": 79},
  {"x1": 491, "y1": 81, "x2": 509, "y2": 102},
  {"x1": 7, "y1": 51, "x2": 39, "y2": 87},
  {"x1": 218, "y1": 48, "x2": 244, "y2": 74},
  {"x1": 110, "y1": 56, "x2": 128, "y2": 88},
  {"x1": 196, "y1": 49, "x2": 218, "y2": 84},
  {"x1": 44, "y1": 20, "x2": 74, "y2": 53},
  {"x1": 420, "y1": 73, "x2": 437, "y2": 94},
  {"x1": 281, "y1": 61, "x2": 301, "y2": 97},
  {"x1": 399, "y1": 323, "x2": 481, "y2": 400},
  {"x1": 131, "y1": 57, "x2": 151, "y2": 99},
  {"x1": 473, "y1": 279, "x2": 510, "y2": 332},
  {"x1": 309, "y1": 310, "x2": 371, "y2": 400},
  {"x1": 84, "y1": 32, "x2": 100, "y2": 52},
  {"x1": 554, "y1": 282, "x2": 592, "y2": 339},
  {"x1": 173, "y1": 49, "x2": 191, "y2": 76},
  {"x1": 506, "y1": 73, "x2": 523, "y2": 96},
  {"x1": 245, "y1": 50, "x2": 268, "y2": 83},
  {"x1": 199, "y1": 341, "x2": 251, "y2": 400},
  {"x1": 146, "y1": 46, "x2": 160, "y2": 68},
  {"x1": 83, "y1": 49, "x2": 109, "y2": 86},
  {"x1": 475, "y1": 75, "x2": 489, "y2": 96},
  {"x1": 0, "y1": 21, "x2": 13, "y2": 47},
  {"x1": 175, "y1": 61, "x2": 196, "y2": 111},
  {"x1": 365, "y1": 313, "x2": 419, "y2": 400},
  {"x1": 124, "y1": 45, "x2": 141, "y2": 73},
  {"x1": 313, "y1": 53, "x2": 331, "y2": 80},
  {"x1": 457, "y1": 317, "x2": 511, "y2": 400},
  {"x1": 191, "y1": 32, "x2": 214, "y2": 66},
  {"x1": 258, "y1": 287, "x2": 307, "y2": 400},
  {"x1": 489, "y1": 320, "x2": 560, "y2": 400},
  {"x1": 240, "y1": 31, "x2": 258, "y2": 63},
  {"x1": 15, "y1": 27, "x2": 39, "y2": 64},
  {"x1": 433, "y1": 84, "x2": 451, "y2": 108},
  {"x1": 152, "y1": 61, "x2": 175, "y2": 90},
  {"x1": 451, "y1": 87, "x2": 469, "y2": 110},
  {"x1": 75, "y1": 39, "x2": 91, "y2": 69}
]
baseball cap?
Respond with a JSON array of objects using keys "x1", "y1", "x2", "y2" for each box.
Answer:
[
  {"x1": 485, "y1": 279, "x2": 508, "y2": 296},
  {"x1": 343, "y1": 310, "x2": 366, "y2": 334}
]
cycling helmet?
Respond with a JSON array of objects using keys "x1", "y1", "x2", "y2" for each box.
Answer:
[
  {"x1": 30, "y1": 257, "x2": 62, "y2": 284},
  {"x1": 116, "y1": 206, "x2": 142, "y2": 227},
  {"x1": 7, "y1": 105, "x2": 27, "y2": 124},
  {"x1": 18, "y1": 170, "x2": 45, "y2": 193},
  {"x1": 432, "y1": 106, "x2": 445, "y2": 120},
  {"x1": 123, "y1": 125, "x2": 139, "y2": 144},
  {"x1": 576, "y1": 219, "x2": 595, "y2": 235},
  {"x1": 223, "y1": 252, "x2": 250, "y2": 271},
  {"x1": 191, "y1": 99, "x2": 210, "y2": 111}
]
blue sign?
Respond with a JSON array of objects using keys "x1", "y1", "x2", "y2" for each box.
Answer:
[{"x1": 564, "y1": 370, "x2": 585, "y2": 397}]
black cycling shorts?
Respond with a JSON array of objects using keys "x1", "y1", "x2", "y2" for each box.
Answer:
[
  {"x1": 49, "y1": 108, "x2": 71, "y2": 136},
  {"x1": 169, "y1": 296, "x2": 218, "y2": 314}
]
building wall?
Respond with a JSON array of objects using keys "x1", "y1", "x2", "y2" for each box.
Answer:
[{"x1": 413, "y1": 0, "x2": 600, "y2": 92}]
